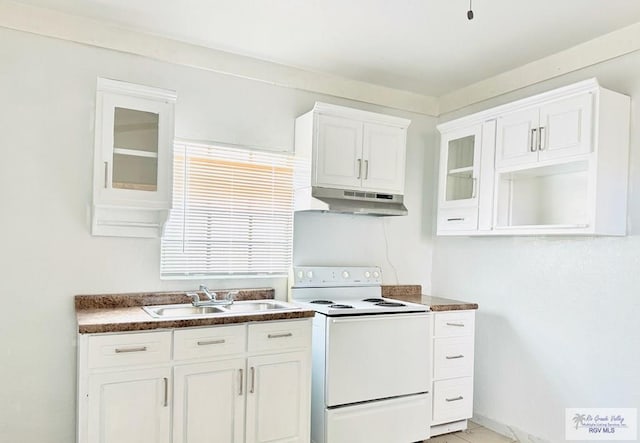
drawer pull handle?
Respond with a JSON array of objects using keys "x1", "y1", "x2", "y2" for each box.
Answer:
[
  {"x1": 446, "y1": 396, "x2": 464, "y2": 402},
  {"x1": 446, "y1": 322, "x2": 465, "y2": 327},
  {"x1": 447, "y1": 217, "x2": 465, "y2": 222},
  {"x1": 115, "y1": 346, "x2": 147, "y2": 353},
  {"x1": 268, "y1": 332, "x2": 293, "y2": 339},
  {"x1": 446, "y1": 354, "x2": 464, "y2": 359},
  {"x1": 238, "y1": 369, "x2": 243, "y2": 396},
  {"x1": 197, "y1": 339, "x2": 225, "y2": 346}
]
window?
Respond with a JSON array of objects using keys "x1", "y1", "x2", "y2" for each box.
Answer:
[{"x1": 161, "y1": 141, "x2": 296, "y2": 278}]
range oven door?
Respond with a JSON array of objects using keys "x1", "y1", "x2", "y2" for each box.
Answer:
[{"x1": 325, "y1": 313, "x2": 431, "y2": 407}]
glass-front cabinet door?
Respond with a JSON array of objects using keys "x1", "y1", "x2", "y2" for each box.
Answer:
[
  {"x1": 438, "y1": 124, "x2": 482, "y2": 208},
  {"x1": 92, "y1": 78, "x2": 176, "y2": 237}
]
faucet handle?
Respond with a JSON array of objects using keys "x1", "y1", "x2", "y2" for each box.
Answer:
[{"x1": 226, "y1": 291, "x2": 238, "y2": 301}]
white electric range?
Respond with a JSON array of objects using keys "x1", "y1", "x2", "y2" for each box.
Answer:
[{"x1": 290, "y1": 266, "x2": 432, "y2": 443}]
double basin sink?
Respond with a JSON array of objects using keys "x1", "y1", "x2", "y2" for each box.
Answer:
[{"x1": 143, "y1": 299, "x2": 300, "y2": 319}]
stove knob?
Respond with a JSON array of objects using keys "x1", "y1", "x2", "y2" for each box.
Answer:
[
  {"x1": 373, "y1": 271, "x2": 380, "y2": 279},
  {"x1": 306, "y1": 271, "x2": 314, "y2": 279},
  {"x1": 364, "y1": 271, "x2": 371, "y2": 278},
  {"x1": 342, "y1": 271, "x2": 350, "y2": 279},
  {"x1": 297, "y1": 270, "x2": 304, "y2": 279}
]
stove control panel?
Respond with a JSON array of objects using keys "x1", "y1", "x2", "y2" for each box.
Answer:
[{"x1": 292, "y1": 266, "x2": 382, "y2": 287}]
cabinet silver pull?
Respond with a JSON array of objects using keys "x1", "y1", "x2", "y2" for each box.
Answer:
[
  {"x1": 445, "y1": 396, "x2": 464, "y2": 402},
  {"x1": 357, "y1": 159, "x2": 362, "y2": 179},
  {"x1": 471, "y1": 177, "x2": 477, "y2": 198},
  {"x1": 446, "y1": 354, "x2": 464, "y2": 359},
  {"x1": 249, "y1": 367, "x2": 255, "y2": 394},
  {"x1": 530, "y1": 128, "x2": 538, "y2": 152},
  {"x1": 115, "y1": 346, "x2": 147, "y2": 353},
  {"x1": 163, "y1": 377, "x2": 168, "y2": 407},
  {"x1": 197, "y1": 339, "x2": 225, "y2": 346},
  {"x1": 238, "y1": 369, "x2": 243, "y2": 396},
  {"x1": 446, "y1": 322, "x2": 465, "y2": 327},
  {"x1": 364, "y1": 159, "x2": 369, "y2": 179},
  {"x1": 104, "y1": 161, "x2": 109, "y2": 188},
  {"x1": 538, "y1": 126, "x2": 545, "y2": 151},
  {"x1": 268, "y1": 332, "x2": 293, "y2": 339},
  {"x1": 447, "y1": 218, "x2": 464, "y2": 222}
]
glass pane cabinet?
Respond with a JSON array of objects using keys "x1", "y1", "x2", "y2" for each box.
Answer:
[
  {"x1": 439, "y1": 125, "x2": 481, "y2": 208},
  {"x1": 112, "y1": 107, "x2": 160, "y2": 192},
  {"x1": 92, "y1": 78, "x2": 176, "y2": 238}
]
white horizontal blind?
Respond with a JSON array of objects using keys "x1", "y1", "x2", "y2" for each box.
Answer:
[{"x1": 161, "y1": 141, "x2": 295, "y2": 277}]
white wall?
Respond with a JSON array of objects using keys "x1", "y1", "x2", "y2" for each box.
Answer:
[
  {"x1": 0, "y1": 28, "x2": 437, "y2": 441},
  {"x1": 432, "y1": 53, "x2": 640, "y2": 442}
]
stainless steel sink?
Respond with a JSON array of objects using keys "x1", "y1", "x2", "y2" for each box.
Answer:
[
  {"x1": 143, "y1": 304, "x2": 226, "y2": 318},
  {"x1": 223, "y1": 300, "x2": 292, "y2": 312},
  {"x1": 142, "y1": 299, "x2": 301, "y2": 319}
]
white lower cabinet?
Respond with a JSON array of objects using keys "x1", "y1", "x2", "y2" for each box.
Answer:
[
  {"x1": 245, "y1": 351, "x2": 310, "y2": 443},
  {"x1": 87, "y1": 367, "x2": 171, "y2": 443},
  {"x1": 431, "y1": 310, "x2": 476, "y2": 437},
  {"x1": 77, "y1": 319, "x2": 312, "y2": 443},
  {"x1": 173, "y1": 359, "x2": 246, "y2": 443}
]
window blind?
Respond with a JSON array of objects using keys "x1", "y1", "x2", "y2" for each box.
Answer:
[{"x1": 161, "y1": 141, "x2": 296, "y2": 277}]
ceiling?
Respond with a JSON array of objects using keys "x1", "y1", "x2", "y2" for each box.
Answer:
[{"x1": 12, "y1": 0, "x2": 640, "y2": 96}]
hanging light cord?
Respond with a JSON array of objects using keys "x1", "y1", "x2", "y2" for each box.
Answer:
[{"x1": 467, "y1": 0, "x2": 474, "y2": 20}]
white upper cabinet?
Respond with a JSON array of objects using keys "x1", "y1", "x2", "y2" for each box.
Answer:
[
  {"x1": 92, "y1": 78, "x2": 176, "y2": 238},
  {"x1": 496, "y1": 92, "x2": 593, "y2": 170},
  {"x1": 362, "y1": 123, "x2": 407, "y2": 193},
  {"x1": 316, "y1": 114, "x2": 363, "y2": 190},
  {"x1": 296, "y1": 102, "x2": 410, "y2": 195},
  {"x1": 437, "y1": 78, "x2": 630, "y2": 236}
]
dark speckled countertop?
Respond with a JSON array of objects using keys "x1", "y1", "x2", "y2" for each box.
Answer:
[
  {"x1": 75, "y1": 288, "x2": 314, "y2": 334},
  {"x1": 382, "y1": 285, "x2": 478, "y2": 311}
]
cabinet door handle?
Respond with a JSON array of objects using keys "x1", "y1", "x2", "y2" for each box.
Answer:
[
  {"x1": 446, "y1": 322, "x2": 465, "y2": 327},
  {"x1": 447, "y1": 218, "x2": 464, "y2": 222},
  {"x1": 530, "y1": 128, "x2": 538, "y2": 152},
  {"x1": 268, "y1": 332, "x2": 293, "y2": 339},
  {"x1": 103, "y1": 161, "x2": 109, "y2": 188},
  {"x1": 249, "y1": 367, "x2": 255, "y2": 394},
  {"x1": 197, "y1": 339, "x2": 225, "y2": 346},
  {"x1": 238, "y1": 369, "x2": 244, "y2": 396},
  {"x1": 538, "y1": 126, "x2": 545, "y2": 151},
  {"x1": 445, "y1": 396, "x2": 464, "y2": 402},
  {"x1": 163, "y1": 377, "x2": 168, "y2": 407},
  {"x1": 364, "y1": 159, "x2": 369, "y2": 179},
  {"x1": 357, "y1": 159, "x2": 362, "y2": 179},
  {"x1": 114, "y1": 346, "x2": 147, "y2": 353},
  {"x1": 471, "y1": 177, "x2": 477, "y2": 198},
  {"x1": 446, "y1": 354, "x2": 465, "y2": 359}
]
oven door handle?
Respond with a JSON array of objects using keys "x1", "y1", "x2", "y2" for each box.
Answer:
[{"x1": 330, "y1": 313, "x2": 429, "y2": 324}]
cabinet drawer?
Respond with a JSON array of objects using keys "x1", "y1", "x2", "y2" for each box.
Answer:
[
  {"x1": 437, "y1": 207, "x2": 478, "y2": 232},
  {"x1": 88, "y1": 331, "x2": 171, "y2": 369},
  {"x1": 173, "y1": 325, "x2": 246, "y2": 361},
  {"x1": 434, "y1": 311, "x2": 475, "y2": 337},
  {"x1": 432, "y1": 377, "x2": 473, "y2": 425},
  {"x1": 433, "y1": 336, "x2": 474, "y2": 380},
  {"x1": 248, "y1": 319, "x2": 311, "y2": 353}
]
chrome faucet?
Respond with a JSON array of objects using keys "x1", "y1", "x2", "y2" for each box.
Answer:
[{"x1": 188, "y1": 286, "x2": 236, "y2": 307}]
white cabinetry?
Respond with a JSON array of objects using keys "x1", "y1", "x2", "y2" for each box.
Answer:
[
  {"x1": 77, "y1": 319, "x2": 312, "y2": 443},
  {"x1": 496, "y1": 92, "x2": 592, "y2": 169},
  {"x1": 436, "y1": 78, "x2": 630, "y2": 236},
  {"x1": 296, "y1": 102, "x2": 409, "y2": 195},
  {"x1": 431, "y1": 310, "x2": 476, "y2": 436},
  {"x1": 437, "y1": 121, "x2": 495, "y2": 235},
  {"x1": 92, "y1": 78, "x2": 176, "y2": 238}
]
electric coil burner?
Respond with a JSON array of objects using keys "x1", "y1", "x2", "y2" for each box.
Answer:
[{"x1": 290, "y1": 266, "x2": 432, "y2": 443}]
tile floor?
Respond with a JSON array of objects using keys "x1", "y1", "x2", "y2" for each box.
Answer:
[{"x1": 426, "y1": 421, "x2": 517, "y2": 443}]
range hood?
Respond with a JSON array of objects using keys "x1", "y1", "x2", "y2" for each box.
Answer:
[{"x1": 295, "y1": 186, "x2": 408, "y2": 216}]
